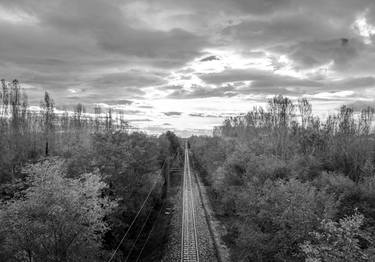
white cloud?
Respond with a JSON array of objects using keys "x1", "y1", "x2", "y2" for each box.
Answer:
[
  {"x1": 0, "y1": 5, "x2": 39, "y2": 24},
  {"x1": 306, "y1": 90, "x2": 355, "y2": 100},
  {"x1": 353, "y1": 12, "x2": 375, "y2": 44}
]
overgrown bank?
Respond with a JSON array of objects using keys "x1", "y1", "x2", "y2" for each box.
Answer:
[
  {"x1": 0, "y1": 79, "x2": 183, "y2": 261},
  {"x1": 189, "y1": 95, "x2": 375, "y2": 262}
]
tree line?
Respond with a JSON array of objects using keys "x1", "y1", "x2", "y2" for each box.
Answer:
[
  {"x1": 190, "y1": 95, "x2": 375, "y2": 261},
  {"x1": 0, "y1": 79, "x2": 139, "y2": 184},
  {"x1": 0, "y1": 79, "x2": 183, "y2": 261}
]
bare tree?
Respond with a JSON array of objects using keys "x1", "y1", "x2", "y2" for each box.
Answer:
[
  {"x1": 40, "y1": 91, "x2": 55, "y2": 156},
  {"x1": 1, "y1": 79, "x2": 9, "y2": 116},
  {"x1": 298, "y1": 98, "x2": 312, "y2": 129}
]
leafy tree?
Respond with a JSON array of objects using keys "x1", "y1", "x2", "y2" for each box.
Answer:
[
  {"x1": 165, "y1": 131, "x2": 182, "y2": 157},
  {"x1": 233, "y1": 179, "x2": 337, "y2": 261},
  {"x1": 0, "y1": 159, "x2": 116, "y2": 262},
  {"x1": 301, "y1": 212, "x2": 371, "y2": 262},
  {"x1": 91, "y1": 132, "x2": 163, "y2": 254},
  {"x1": 190, "y1": 95, "x2": 375, "y2": 261}
]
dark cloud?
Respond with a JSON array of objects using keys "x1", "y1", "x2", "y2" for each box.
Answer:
[
  {"x1": 102, "y1": 99, "x2": 133, "y2": 105},
  {"x1": 1, "y1": 0, "x2": 375, "y2": 126},
  {"x1": 1, "y1": 0, "x2": 207, "y2": 63},
  {"x1": 200, "y1": 69, "x2": 320, "y2": 88},
  {"x1": 119, "y1": 110, "x2": 144, "y2": 115},
  {"x1": 92, "y1": 71, "x2": 167, "y2": 88},
  {"x1": 189, "y1": 113, "x2": 204, "y2": 117},
  {"x1": 144, "y1": 0, "x2": 292, "y2": 16},
  {"x1": 191, "y1": 69, "x2": 375, "y2": 98},
  {"x1": 277, "y1": 38, "x2": 364, "y2": 70},
  {"x1": 98, "y1": 28, "x2": 207, "y2": 64},
  {"x1": 221, "y1": 12, "x2": 351, "y2": 50},
  {"x1": 329, "y1": 77, "x2": 375, "y2": 90},
  {"x1": 0, "y1": 0, "x2": 209, "y2": 106},
  {"x1": 200, "y1": 55, "x2": 220, "y2": 62},
  {"x1": 203, "y1": 68, "x2": 375, "y2": 88},
  {"x1": 163, "y1": 111, "x2": 182, "y2": 116},
  {"x1": 217, "y1": 0, "x2": 375, "y2": 74}
]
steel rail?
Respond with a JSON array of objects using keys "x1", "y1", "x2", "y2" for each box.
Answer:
[{"x1": 181, "y1": 142, "x2": 199, "y2": 262}]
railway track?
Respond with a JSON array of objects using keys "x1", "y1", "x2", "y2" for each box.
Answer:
[{"x1": 181, "y1": 143, "x2": 200, "y2": 262}]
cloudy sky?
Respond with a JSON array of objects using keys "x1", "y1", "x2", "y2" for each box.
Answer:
[{"x1": 1, "y1": 0, "x2": 375, "y2": 134}]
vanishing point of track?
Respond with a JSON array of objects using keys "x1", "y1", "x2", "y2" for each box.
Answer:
[{"x1": 181, "y1": 143, "x2": 199, "y2": 262}]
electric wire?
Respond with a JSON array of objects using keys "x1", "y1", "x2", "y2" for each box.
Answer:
[
  {"x1": 134, "y1": 200, "x2": 166, "y2": 262},
  {"x1": 124, "y1": 204, "x2": 154, "y2": 262},
  {"x1": 107, "y1": 160, "x2": 166, "y2": 262}
]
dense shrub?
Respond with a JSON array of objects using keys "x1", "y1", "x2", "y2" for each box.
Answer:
[
  {"x1": 0, "y1": 160, "x2": 116, "y2": 262},
  {"x1": 189, "y1": 95, "x2": 375, "y2": 261}
]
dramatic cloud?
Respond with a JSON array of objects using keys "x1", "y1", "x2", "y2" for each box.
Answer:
[
  {"x1": 277, "y1": 38, "x2": 363, "y2": 70},
  {"x1": 1, "y1": 0, "x2": 375, "y2": 133}
]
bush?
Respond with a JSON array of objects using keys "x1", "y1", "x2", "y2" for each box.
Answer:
[
  {"x1": 0, "y1": 159, "x2": 116, "y2": 262},
  {"x1": 234, "y1": 179, "x2": 337, "y2": 261},
  {"x1": 301, "y1": 212, "x2": 371, "y2": 262}
]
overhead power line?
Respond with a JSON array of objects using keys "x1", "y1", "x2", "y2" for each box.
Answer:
[
  {"x1": 134, "y1": 201, "x2": 166, "y2": 262},
  {"x1": 124, "y1": 205, "x2": 154, "y2": 262},
  {"x1": 107, "y1": 160, "x2": 166, "y2": 262}
]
